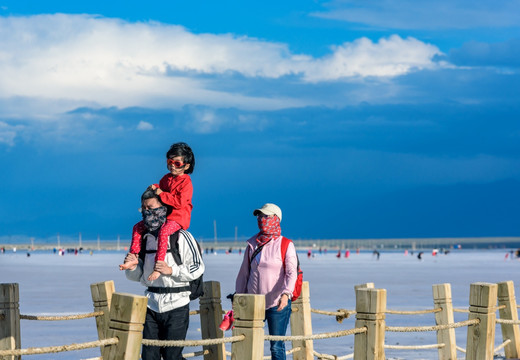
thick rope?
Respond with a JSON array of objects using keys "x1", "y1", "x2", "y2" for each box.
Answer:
[
  {"x1": 20, "y1": 311, "x2": 104, "y2": 321},
  {"x1": 264, "y1": 327, "x2": 367, "y2": 341},
  {"x1": 189, "y1": 310, "x2": 200, "y2": 316},
  {"x1": 386, "y1": 308, "x2": 441, "y2": 315},
  {"x1": 313, "y1": 350, "x2": 354, "y2": 360},
  {"x1": 0, "y1": 338, "x2": 118, "y2": 356},
  {"x1": 81, "y1": 357, "x2": 102, "y2": 360},
  {"x1": 142, "y1": 334, "x2": 245, "y2": 347},
  {"x1": 456, "y1": 346, "x2": 466, "y2": 353},
  {"x1": 494, "y1": 339, "x2": 511, "y2": 354},
  {"x1": 496, "y1": 318, "x2": 520, "y2": 325},
  {"x1": 184, "y1": 349, "x2": 209, "y2": 358},
  {"x1": 311, "y1": 308, "x2": 355, "y2": 320},
  {"x1": 386, "y1": 319, "x2": 479, "y2": 332},
  {"x1": 453, "y1": 308, "x2": 469, "y2": 313},
  {"x1": 385, "y1": 343, "x2": 445, "y2": 350}
]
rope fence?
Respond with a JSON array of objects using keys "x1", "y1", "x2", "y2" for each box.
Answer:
[
  {"x1": 184, "y1": 349, "x2": 209, "y2": 358},
  {"x1": 456, "y1": 345, "x2": 466, "y2": 353},
  {"x1": 496, "y1": 318, "x2": 520, "y2": 325},
  {"x1": 0, "y1": 338, "x2": 118, "y2": 357},
  {"x1": 313, "y1": 349, "x2": 354, "y2": 360},
  {"x1": 142, "y1": 334, "x2": 246, "y2": 347},
  {"x1": 264, "y1": 327, "x2": 367, "y2": 342},
  {"x1": 386, "y1": 308, "x2": 441, "y2": 315},
  {"x1": 386, "y1": 319, "x2": 479, "y2": 332},
  {"x1": 20, "y1": 311, "x2": 104, "y2": 321},
  {"x1": 384, "y1": 343, "x2": 445, "y2": 350},
  {"x1": 494, "y1": 339, "x2": 511, "y2": 354}
]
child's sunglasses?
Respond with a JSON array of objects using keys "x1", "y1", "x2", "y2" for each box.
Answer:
[{"x1": 167, "y1": 159, "x2": 185, "y2": 168}]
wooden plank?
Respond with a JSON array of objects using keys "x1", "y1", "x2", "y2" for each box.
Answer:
[
  {"x1": 231, "y1": 294, "x2": 265, "y2": 360},
  {"x1": 199, "y1": 281, "x2": 226, "y2": 360},
  {"x1": 466, "y1": 283, "x2": 497, "y2": 360},
  {"x1": 432, "y1": 283, "x2": 457, "y2": 360},
  {"x1": 102, "y1": 292, "x2": 148, "y2": 360},
  {"x1": 497, "y1": 281, "x2": 520, "y2": 359},
  {"x1": 0, "y1": 283, "x2": 21, "y2": 360},
  {"x1": 290, "y1": 281, "x2": 314, "y2": 360},
  {"x1": 354, "y1": 288, "x2": 386, "y2": 360},
  {"x1": 90, "y1": 280, "x2": 115, "y2": 353}
]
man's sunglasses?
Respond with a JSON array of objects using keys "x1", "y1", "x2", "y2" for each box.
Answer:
[{"x1": 167, "y1": 159, "x2": 186, "y2": 168}]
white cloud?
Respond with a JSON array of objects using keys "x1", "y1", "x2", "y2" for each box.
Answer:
[
  {"x1": 136, "y1": 121, "x2": 154, "y2": 130},
  {"x1": 0, "y1": 14, "x2": 445, "y2": 116},
  {"x1": 0, "y1": 121, "x2": 23, "y2": 146},
  {"x1": 303, "y1": 36, "x2": 442, "y2": 81}
]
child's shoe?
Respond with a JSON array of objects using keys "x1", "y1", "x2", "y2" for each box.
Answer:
[{"x1": 219, "y1": 310, "x2": 234, "y2": 331}]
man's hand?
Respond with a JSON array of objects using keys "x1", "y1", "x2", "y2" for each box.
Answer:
[
  {"x1": 277, "y1": 293, "x2": 289, "y2": 311},
  {"x1": 154, "y1": 261, "x2": 172, "y2": 275}
]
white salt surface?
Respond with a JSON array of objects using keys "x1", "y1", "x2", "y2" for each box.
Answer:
[{"x1": 0, "y1": 249, "x2": 517, "y2": 359}]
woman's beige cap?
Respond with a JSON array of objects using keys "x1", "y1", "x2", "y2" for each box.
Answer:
[{"x1": 253, "y1": 203, "x2": 282, "y2": 222}]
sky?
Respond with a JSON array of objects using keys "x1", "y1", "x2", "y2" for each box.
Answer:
[{"x1": 0, "y1": 0, "x2": 519, "y2": 242}]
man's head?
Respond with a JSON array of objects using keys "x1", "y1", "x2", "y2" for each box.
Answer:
[
  {"x1": 141, "y1": 188, "x2": 163, "y2": 210},
  {"x1": 141, "y1": 188, "x2": 167, "y2": 231}
]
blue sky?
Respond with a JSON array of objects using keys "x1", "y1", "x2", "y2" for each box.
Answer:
[{"x1": 1, "y1": 0, "x2": 519, "y2": 242}]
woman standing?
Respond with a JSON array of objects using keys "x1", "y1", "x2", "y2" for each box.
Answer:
[{"x1": 235, "y1": 203, "x2": 298, "y2": 360}]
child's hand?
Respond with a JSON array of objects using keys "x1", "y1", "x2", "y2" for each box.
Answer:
[
  {"x1": 155, "y1": 188, "x2": 163, "y2": 195},
  {"x1": 150, "y1": 184, "x2": 157, "y2": 190}
]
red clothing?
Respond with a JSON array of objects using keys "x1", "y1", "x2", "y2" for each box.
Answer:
[
  {"x1": 130, "y1": 220, "x2": 181, "y2": 263},
  {"x1": 158, "y1": 173, "x2": 193, "y2": 230},
  {"x1": 128, "y1": 173, "x2": 193, "y2": 263}
]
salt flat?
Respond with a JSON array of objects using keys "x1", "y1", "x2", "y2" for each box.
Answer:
[{"x1": 0, "y1": 248, "x2": 517, "y2": 359}]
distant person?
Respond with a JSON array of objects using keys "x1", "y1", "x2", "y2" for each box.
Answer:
[
  {"x1": 235, "y1": 203, "x2": 297, "y2": 360},
  {"x1": 120, "y1": 142, "x2": 195, "y2": 282},
  {"x1": 372, "y1": 250, "x2": 380, "y2": 260},
  {"x1": 124, "y1": 188, "x2": 204, "y2": 360},
  {"x1": 417, "y1": 252, "x2": 424, "y2": 260}
]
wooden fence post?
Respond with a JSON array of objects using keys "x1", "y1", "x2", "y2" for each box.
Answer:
[
  {"x1": 0, "y1": 284, "x2": 21, "y2": 360},
  {"x1": 354, "y1": 288, "x2": 386, "y2": 360},
  {"x1": 432, "y1": 283, "x2": 457, "y2": 360},
  {"x1": 466, "y1": 282, "x2": 497, "y2": 360},
  {"x1": 102, "y1": 292, "x2": 148, "y2": 360},
  {"x1": 497, "y1": 281, "x2": 520, "y2": 359},
  {"x1": 199, "y1": 281, "x2": 226, "y2": 360},
  {"x1": 90, "y1": 280, "x2": 115, "y2": 349},
  {"x1": 290, "y1": 281, "x2": 314, "y2": 360},
  {"x1": 231, "y1": 294, "x2": 265, "y2": 360},
  {"x1": 355, "y1": 283, "x2": 375, "y2": 290}
]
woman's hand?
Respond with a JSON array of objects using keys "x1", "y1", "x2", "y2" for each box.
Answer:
[
  {"x1": 277, "y1": 293, "x2": 289, "y2": 311},
  {"x1": 154, "y1": 261, "x2": 172, "y2": 275}
]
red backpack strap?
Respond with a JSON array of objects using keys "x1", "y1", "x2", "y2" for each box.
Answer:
[{"x1": 280, "y1": 236, "x2": 291, "y2": 265}]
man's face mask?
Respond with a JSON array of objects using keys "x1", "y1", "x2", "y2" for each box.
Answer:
[{"x1": 142, "y1": 206, "x2": 167, "y2": 231}]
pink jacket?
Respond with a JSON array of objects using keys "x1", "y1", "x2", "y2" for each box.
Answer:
[{"x1": 235, "y1": 235, "x2": 298, "y2": 309}]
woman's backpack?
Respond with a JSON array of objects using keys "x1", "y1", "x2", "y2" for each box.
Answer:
[{"x1": 281, "y1": 237, "x2": 303, "y2": 301}]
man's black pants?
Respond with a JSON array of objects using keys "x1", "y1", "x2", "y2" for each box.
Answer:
[{"x1": 142, "y1": 303, "x2": 190, "y2": 360}]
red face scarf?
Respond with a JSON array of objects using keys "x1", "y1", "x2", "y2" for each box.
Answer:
[{"x1": 256, "y1": 215, "x2": 281, "y2": 246}]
